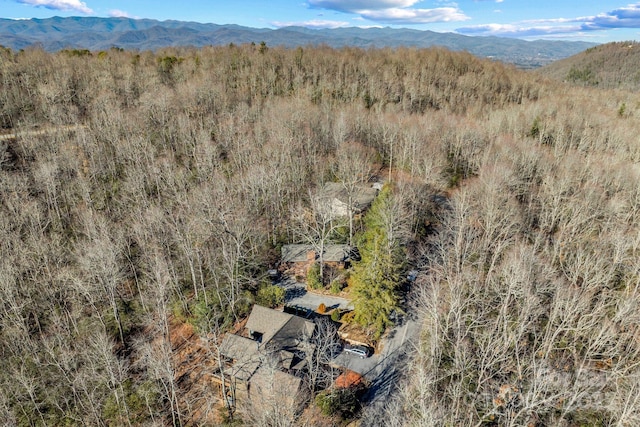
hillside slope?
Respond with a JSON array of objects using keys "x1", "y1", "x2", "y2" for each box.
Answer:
[
  {"x1": 1, "y1": 45, "x2": 640, "y2": 426},
  {"x1": 538, "y1": 41, "x2": 640, "y2": 91}
]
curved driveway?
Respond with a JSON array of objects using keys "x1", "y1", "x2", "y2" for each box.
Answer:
[{"x1": 279, "y1": 277, "x2": 353, "y2": 311}]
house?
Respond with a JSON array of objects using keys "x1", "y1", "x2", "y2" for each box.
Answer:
[
  {"x1": 280, "y1": 244, "x2": 354, "y2": 278},
  {"x1": 245, "y1": 304, "x2": 315, "y2": 353},
  {"x1": 217, "y1": 305, "x2": 316, "y2": 407},
  {"x1": 317, "y1": 182, "x2": 379, "y2": 219},
  {"x1": 247, "y1": 366, "x2": 305, "y2": 415}
]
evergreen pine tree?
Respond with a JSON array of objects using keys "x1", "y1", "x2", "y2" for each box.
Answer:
[{"x1": 350, "y1": 186, "x2": 404, "y2": 339}]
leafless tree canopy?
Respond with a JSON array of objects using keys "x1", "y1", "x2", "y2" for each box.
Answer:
[{"x1": 0, "y1": 44, "x2": 639, "y2": 425}]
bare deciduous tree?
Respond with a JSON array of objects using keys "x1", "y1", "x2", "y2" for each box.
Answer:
[{"x1": 332, "y1": 141, "x2": 375, "y2": 244}]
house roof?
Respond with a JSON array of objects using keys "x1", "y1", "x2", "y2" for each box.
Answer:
[
  {"x1": 219, "y1": 334, "x2": 261, "y2": 381},
  {"x1": 279, "y1": 350, "x2": 295, "y2": 370},
  {"x1": 220, "y1": 305, "x2": 315, "y2": 386},
  {"x1": 246, "y1": 305, "x2": 293, "y2": 343},
  {"x1": 245, "y1": 305, "x2": 315, "y2": 351},
  {"x1": 248, "y1": 366, "x2": 303, "y2": 405},
  {"x1": 281, "y1": 244, "x2": 315, "y2": 263},
  {"x1": 270, "y1": 315, "x2": 315, "y2": 350},
  {"x1": 323, "y1": 244, "x2": 352, "y2": 263},
  {"x1": 281, "y1": 244, "x2": 353, "y2": 263},
  {"x1": 319, "y1": 182, "x2": 378, "y2": 211},
  {"x1": 220, "y1": 333, "x2": 258, "y2": 360}
]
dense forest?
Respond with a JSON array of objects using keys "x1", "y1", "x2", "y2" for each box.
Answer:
[
  {"x1": 1, "y1": 42, "x2": 639, "y2": 426},
  {"x1": 539, "y1": 40, "x2": 640, "y2": 92}
]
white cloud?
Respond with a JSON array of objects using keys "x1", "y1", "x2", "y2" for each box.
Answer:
[
  {"x1": 457, "y1": 2, "x2": 640, "y2": 38},
  {"x1": 271, "y1": 19, "x2": 351, "y2": 29},
  {"x1": 360, "y1": 7, "x2": 469, "y2": 24},
  {"x1": 309, "y1": 0, "x2": 419, "y2": 13},
  {"x1": 457, "y1": 23, "x2": 581, "y2": 38},
  {"x1": 108, "y1": 9, "x2": 130, "y2": 18},
  {"x1": 588, "y1": 3, "x2": 640, "y2": 29},
  {"x1": 17, "y1": 0, "x2": 93, "y2": 14},
  {"x1": 308, "y1": 0, "x2": 469, "y2": 24}
]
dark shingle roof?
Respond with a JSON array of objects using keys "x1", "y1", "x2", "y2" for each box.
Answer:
[
  {"x1": 248, "y1": 366, "x2": 303, "y2": 404},
  {"x1": 281, "y1": 244, "x2": 314, "y2": 263},
  {"x1": 219, "y1": 334, "x2": 261, "y2": 381},
  {"x1": 322, "y1": 244, "x2": 352, "y2": 263},
  {"x1": 245, "y1": 305, "x2": 315, "y2": 351},
  {"x1": 245, "y1": 305, "x2": 293, "y2": 344}
]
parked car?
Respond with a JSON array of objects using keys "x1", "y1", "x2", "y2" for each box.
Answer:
[{"x1": 344, "y1": 344, "x2": 371, "y2": 359}]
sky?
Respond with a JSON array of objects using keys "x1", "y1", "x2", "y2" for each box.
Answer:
[{"x1": 2, "y1": 0, "x2": 640, "y2": 43}]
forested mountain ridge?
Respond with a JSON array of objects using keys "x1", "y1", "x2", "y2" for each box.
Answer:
[
  {"x1": 538, "y1": 40, "x2": 640, "y2": 91},
  {"x1": 0, "y1": 16, "x2": 596, "y2": 67},
  {"x1": 1, "y1": 43, "x2": 640, "y2": 426}
]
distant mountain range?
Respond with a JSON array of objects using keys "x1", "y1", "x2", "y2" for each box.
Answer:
[{"x1": 0, "y1": 16, "x2": 597, "y2": 68}]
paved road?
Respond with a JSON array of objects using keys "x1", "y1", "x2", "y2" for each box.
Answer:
[
  {"x1": 331, "y1": 315, "x2": 421, "y2": 383},
  {"x1": 331, "y1": 349, "x2": 380, "y2": 375},
  {"x1": 279, "y1": 277, "x2": 353, "y2": 312},
  {"x1": 365, "y1": 315, "x2": 421, "y2": 391}
]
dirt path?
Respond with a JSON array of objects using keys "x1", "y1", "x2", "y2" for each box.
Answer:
[{"x1": 0, "y1": 124, "x2": 85, "y2": 141}]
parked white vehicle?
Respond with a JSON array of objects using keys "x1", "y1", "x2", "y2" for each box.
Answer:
[{"x1": 344, "y1": 344, "x2": 371, "y2": 359}]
